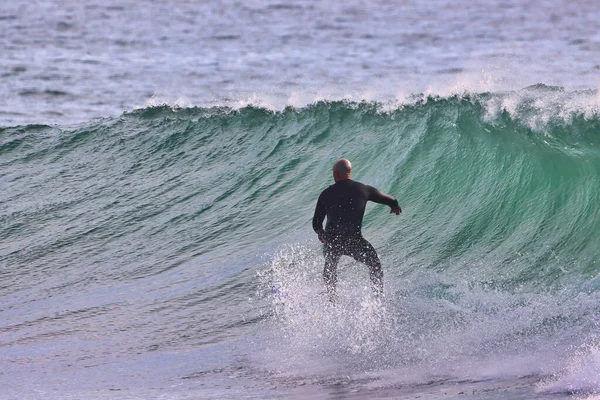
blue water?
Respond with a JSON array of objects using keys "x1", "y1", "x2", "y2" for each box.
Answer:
[
  {"x1": 2, "y1": 0, "x2": 599, "y2": 126},
  {"x1": 2, "y1": 1, "x2": 600, "y2": 399}
]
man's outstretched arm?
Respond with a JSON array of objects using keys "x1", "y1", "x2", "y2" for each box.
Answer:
[{"x1": 368, "y1": 186, "x2": 402, "y2": 215}]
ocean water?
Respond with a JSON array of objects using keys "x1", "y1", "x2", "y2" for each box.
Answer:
[{"x1": 2, "y1": 1, "x2": 600, "y2": 399}]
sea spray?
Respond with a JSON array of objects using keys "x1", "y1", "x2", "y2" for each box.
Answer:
[
  {"x1": 538, "y1": 341, "x2": 600, "y2": 396},
  {"x1": 256, "y1": 245, "x2": 600, "y2": 391}
]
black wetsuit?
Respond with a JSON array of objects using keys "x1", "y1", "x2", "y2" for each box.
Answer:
[{"x1": 312, "y1": 179, "x2": 399, "y2": 296}]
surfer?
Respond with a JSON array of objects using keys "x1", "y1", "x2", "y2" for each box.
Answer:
[{"x1": 312, "y1": 158, "x2": 401, "y2": 301}]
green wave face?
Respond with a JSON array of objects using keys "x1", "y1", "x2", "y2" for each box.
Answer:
[{"x1": 2, "y1": 90, "x2": 600, "y2": 292}]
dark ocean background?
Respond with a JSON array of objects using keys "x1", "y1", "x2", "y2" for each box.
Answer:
[{"x1": 2, "y1": 1, "x2": 600, "y2": 399}]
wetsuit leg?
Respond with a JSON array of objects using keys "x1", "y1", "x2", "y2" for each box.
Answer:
[
  {"x1": 347, "y1": 237, "x2": 384, "y2": 296},
  {"x1": 323, "y1": 243, "x2": 341, "y2": 302}
]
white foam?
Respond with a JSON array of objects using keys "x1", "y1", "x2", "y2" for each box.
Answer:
[
  {"x1": 539, "y1": 343, "x2": 600, "y2": 396},
  {"x1": 480, "y1": 86, "x2": 600, "y2": 132},
  {"x1": 252, "y1": 242, "x2": 600, "y2": 395},
  {"x1": 135, "y1": 76, "x2": 600, "y2": 137}
]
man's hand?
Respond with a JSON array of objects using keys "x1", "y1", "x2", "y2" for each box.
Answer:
[
  {"x1": 318, "y1": 233, "x2": 325, "y2": 243},
  {"x1": 390, "y1": 206, "x2": 402, "y2": 215}
]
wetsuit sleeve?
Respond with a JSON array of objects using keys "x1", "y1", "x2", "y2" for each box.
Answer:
[
  {"x1": 367, "y1": 185, "x2": 399, "y2": 209},
  {"x1": 312, "y1": 192, "x2": 327, "y2": 235}
]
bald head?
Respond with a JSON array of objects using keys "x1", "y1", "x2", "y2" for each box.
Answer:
[{"x1": 332, "y1": 158, "x2": 352, "y2": 182}]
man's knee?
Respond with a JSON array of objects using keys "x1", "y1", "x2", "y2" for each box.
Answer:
[
  {"x1": 363, "y1": 249, "x2": 383, "y2": 287},
  {"x1": 361, "y1": 246, "x2": 381, "y2": 269},
  {"x1": 323, "y1": 252, "x2": 339, "y2": 283},
  {"x1": 367, "y1": 256, "x2": 382, "y2": 274},
  {"x1": 324, "y1": 261, "x2": 336, "y2": 278},
  {"x1": 368, "y1": 260, "x2": 383, "y2": 295}
]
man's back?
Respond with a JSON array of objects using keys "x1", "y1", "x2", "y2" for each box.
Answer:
[{"x1": 312, "y1": 179, "x2": 398, "y2": 237}]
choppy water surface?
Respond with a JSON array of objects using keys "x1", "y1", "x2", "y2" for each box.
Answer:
[{"x1": 1, "y1": 0, "x2": 599, "y2": 125}]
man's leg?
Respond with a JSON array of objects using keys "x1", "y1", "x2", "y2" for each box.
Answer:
[
  {"x1": 349, "y1": 237, "x2": 384, "y2": 296},
  {"x1": 323, "y1": 244, "x2": 341, "y2": 302}
]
